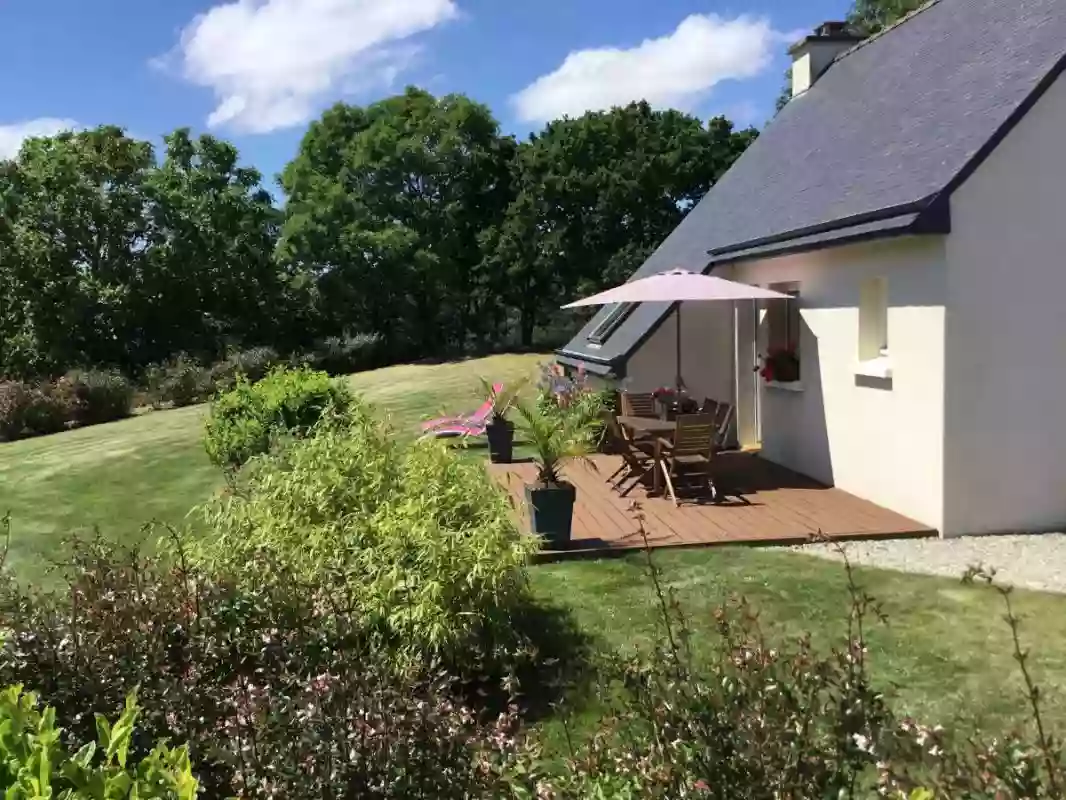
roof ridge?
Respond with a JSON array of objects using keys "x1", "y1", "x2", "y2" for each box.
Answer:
[{"x1": 834, "y1": 0, "x2": 945, "y2": 63}]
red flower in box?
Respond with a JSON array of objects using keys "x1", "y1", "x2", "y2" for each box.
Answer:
[{"x1": 760, "y1": 347, "x2": 800, "y2": 383}]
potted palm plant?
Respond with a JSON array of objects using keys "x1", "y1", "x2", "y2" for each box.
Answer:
[
  {"x1": 480, "y1": 379, "x2": 520, "y2": 464},
  {"x1": 512, "y1": 397, "x2": 595, "y2": 547}
]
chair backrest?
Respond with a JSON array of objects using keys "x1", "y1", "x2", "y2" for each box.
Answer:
[
  {"x1": 713, "y1": 402, "x2": 734, "y2": 446},
  {"x1": 700, "y1": 397, "x2": 720, "y2": 415},
  {"x1": 671, "y1": 413, "x2": 717, "y2": 459},
  {"x1": 621, "y1": 391, "x2": 657, "y2": 418},
  {"x1": 602, "y1": 412, "x2": 649, "y2": 467},
  {"x1": 600, "y1": 411, "x2": 627, "y2": 454}
]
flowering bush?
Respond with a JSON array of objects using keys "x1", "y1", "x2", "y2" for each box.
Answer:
[
  {"x1": 53, "y1": 368, "x2": 134, "y2": 426},
  {"x1": 536, "y1": 361, "x2": 612, "y2": 435},
  {"x1": 0, "y1": 379, "x2": 70, "y2": 441}
]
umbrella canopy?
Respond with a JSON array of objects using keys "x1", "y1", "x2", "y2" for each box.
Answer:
[
  {"x1": 562, "y1": 269, "x2": 792, "y2": 396},
  {"x1": 562, "y1": 269, "x2": 790, "y2": 307}
]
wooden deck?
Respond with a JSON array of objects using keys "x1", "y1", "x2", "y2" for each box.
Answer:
[{"x1": 490, "y1": 452, "x2": 935, "y2": 559}]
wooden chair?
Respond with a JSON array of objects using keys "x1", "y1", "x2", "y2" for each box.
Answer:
[
  {"x1": 656, "y1": 413, "x2": 717, "y2": 506},
  {"x1": 620, "y1": 391, "x2": 657, "y2": 418},
  {"x1": 602, "y1": 413, "x2": 657, "y2": 496},
  {"x1": 713, "y1": 402, "x2": 734, "y2": 451}
]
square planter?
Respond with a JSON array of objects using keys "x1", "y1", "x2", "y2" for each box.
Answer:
[
  {"x1": 524, "y1": 482, "x2": 576, "y2": 547},
  {"x1": 486, "y1": 419, "x2": 514, "y2": 464}
]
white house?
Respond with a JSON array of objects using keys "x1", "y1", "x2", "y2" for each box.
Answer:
[{"x1": 556, "y1": 0, "x2": 1066, "y2": 537}]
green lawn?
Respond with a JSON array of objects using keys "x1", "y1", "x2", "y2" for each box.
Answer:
[
  {"x1": 2, "y1": 352, "x2": 1066, "y2": 738},
  {"x1": 0, "y1": 353, "x2": 545, "y2": 583},
  {"x1": 535, "y1": 549, "x2": 1066, "y2": 737}
]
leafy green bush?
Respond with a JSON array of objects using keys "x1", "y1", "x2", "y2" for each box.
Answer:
[
  {"x1": 0, "y1": 536, "x2": 529, "y2": 798},
  {"x1": 54, "y1": 369, "x2": 134, "y2": 426},
  {"x1": 203, "y1": 366, "x2": 353, "y2": 468},
  {"x1": 198, "y1": 410, "x2": 539, "y2": 669},
  {"x1": 0, "y1": 685, "x2": 198, "y2": 799},
  {"x1": 145, "y1": 355, "x2": 212, "y2": 408}
]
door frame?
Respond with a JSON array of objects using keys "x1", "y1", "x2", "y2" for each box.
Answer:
[{"x1": 734, "y1": 299, "x2": 762, "y2": 448}]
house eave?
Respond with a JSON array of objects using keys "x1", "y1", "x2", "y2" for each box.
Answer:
[
  {"x1": 553, "y1": 350, "x2": 622, "y2": 378},
  {"x1": 707, "y1": 203, "x2": 950, "y2": 266}
]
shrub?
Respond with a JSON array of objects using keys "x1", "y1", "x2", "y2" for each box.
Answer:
[
  {"x1": 0, "y1": 685, "x2": 198, "y2": 799},
  {"x1": 54, "y1": 369, "x2": 134, "y2": 426},
  {"x1": 203, "y1": 366, "x2": 353, "y2": 468},
  {"x1": 207, "y1": 346, "x2": 280, "y2": 393},
  {"x1": 527, "y1": 537, "x2": 1066, "y2": 799},
  {"x1": 198, "y1": 410, "x2": 539, "y2": 673},
  {"x1": 0, "y1": 536, "x2": 530, "y2": 798},
  {"x1": 304, "y1": 332, "x2": 385, "y2": 375},
  {"x1": 0, "y1": 381, "x2": 29, "y2": 441},
  {"x1": 145, "y1": 355, "x2": 212, "y2": 408},
  {"x1": 536, "y1": 360, "x2": 610, "y2": 444},
  {"x1": 0, "y1": 380, "x2": 70, "y2": 441}
]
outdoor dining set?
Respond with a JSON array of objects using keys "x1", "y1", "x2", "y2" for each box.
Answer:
[{"x1": 602, "y1": 392, "x2": 734, "y2": 506}]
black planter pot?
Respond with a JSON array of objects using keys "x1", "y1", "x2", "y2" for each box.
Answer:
[
  {"x1": 524, "y1": 482, "x2": 576, "y2": 547},
  {"x1": 485, "y1": 419, "x2": 514, "y2": 464}
]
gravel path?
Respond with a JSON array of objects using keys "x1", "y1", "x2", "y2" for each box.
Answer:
[{"x1": 789, "y1": 533, "x2": 1066, "y2": 594}]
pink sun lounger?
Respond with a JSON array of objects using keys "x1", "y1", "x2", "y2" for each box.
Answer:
[{"x1": 421, "y1": 383, "x2": 503, "y2": 438}]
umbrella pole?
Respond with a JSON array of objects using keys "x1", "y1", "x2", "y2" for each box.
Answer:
[{"x1": 675, "y1": 304, "x2": 682, "y2": 394}]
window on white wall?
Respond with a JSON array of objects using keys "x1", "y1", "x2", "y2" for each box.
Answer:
[
  {"x1": 859, "y1": 277, "x2": 888, "y2": 362},
  {"x1": 764, "y1": 283, "x2": 801, "y2": 383}
]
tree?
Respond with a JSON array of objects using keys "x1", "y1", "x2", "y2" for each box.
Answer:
[
  {"x1": 489, "y1": 104, "x2": 757, "y2": 346},
  {"x1": 140, "y1": 129, "x2": 283, "y2": 365},
  {"x1": 0, "y1": 126, "x2": 154, "y2": 375},
  {"x1": 279, "y1": 88, "x2": 517, "y2": 358},
  {"x1": 0, "y1": 126, "x2": 283, "y2": 377},
  {"x1": 847, "y1": 0, "x2": 925, "y2": 35}
]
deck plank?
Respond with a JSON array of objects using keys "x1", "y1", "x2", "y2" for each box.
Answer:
[{"x1": 490, "y1": 452, "x2": 935, "y2": 559}]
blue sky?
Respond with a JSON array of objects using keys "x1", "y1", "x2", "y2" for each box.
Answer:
[{"x1": 0, "y1": 0, "x2": 848, "y2": 189}]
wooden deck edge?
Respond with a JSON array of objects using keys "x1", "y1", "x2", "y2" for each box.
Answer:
[{"x1": 531, "y1": 526, "x2": 938, "y2": 565}]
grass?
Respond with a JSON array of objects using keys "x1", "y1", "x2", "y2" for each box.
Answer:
[
  {"x1": 533, "y1": 547, "x2": 1066, "y2": 738},
  {"x1": 2, "y1": 351, "x2": 1066, "y2": 739},
  {"x1": 0, "y1": 353, "x2": 545, "y2": 583}
]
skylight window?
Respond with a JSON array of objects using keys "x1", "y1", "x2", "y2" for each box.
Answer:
[{"x1": 586, "y1": 303, "x2": 634, "y2": 344}]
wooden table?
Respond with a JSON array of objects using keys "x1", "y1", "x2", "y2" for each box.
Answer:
[
  {"x1": 616, "y1": 415, "x2": 676, "y2": 435},
  {"x1": 616, "y1": 416, "x2": 676, "y2": 494}
]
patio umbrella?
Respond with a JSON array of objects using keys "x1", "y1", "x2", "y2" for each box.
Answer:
[{"x1": 562, "y1": 269, "x2": 791, "y2": 393}]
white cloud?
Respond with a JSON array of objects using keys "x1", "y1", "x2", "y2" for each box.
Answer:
[
  {"x1": 511, "y1": 14, "x2": 784, "y2": 123},
  {"x1": 0, "y1": 118, "x2": 79, "y2": 159},
  {"x1": 162, "y1": 0, "x2": 458, "y2": 134}
]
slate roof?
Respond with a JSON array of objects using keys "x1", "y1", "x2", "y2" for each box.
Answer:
[{"x1": 558, "y1": 0, "x2": 1066, "y2": 373}]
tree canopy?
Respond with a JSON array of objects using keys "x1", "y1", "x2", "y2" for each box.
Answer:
[
  {"x1": 486, "y1": 104, "x2": 756, "y2": 345},
  {"x1": 0, "y1": 127, "x2": 282, "y2": 376},
  {"x1": 0, "y1": 89, "x2": 758, "y2": 379}
]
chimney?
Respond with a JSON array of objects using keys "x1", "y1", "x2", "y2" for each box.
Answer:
[{"x1": 789, "y1": 21, "x2": 864, "y2": 98}]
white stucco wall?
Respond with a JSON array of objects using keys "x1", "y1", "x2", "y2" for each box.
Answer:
[
  {"x1": 624, "y1": 303, "x2": 735, "y2": 407},
  {"x1": 731, "y1": 237, "x2": 948, "y2": 530},
  {"x1": 941, "y1": 73, "x2": 1066, "y2": 536}
]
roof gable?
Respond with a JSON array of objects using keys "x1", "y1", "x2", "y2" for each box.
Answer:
[{"x1": 560, "y1": 0, "x2": 1066, "y2": 369}]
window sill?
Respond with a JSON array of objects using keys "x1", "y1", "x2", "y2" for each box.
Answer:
[
  {"x1": 854, "y1": 356, "x2": 893, "y2": 380},
  {"x1": 765, "y1": 380, "x2": 804, "y2": 393}
]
